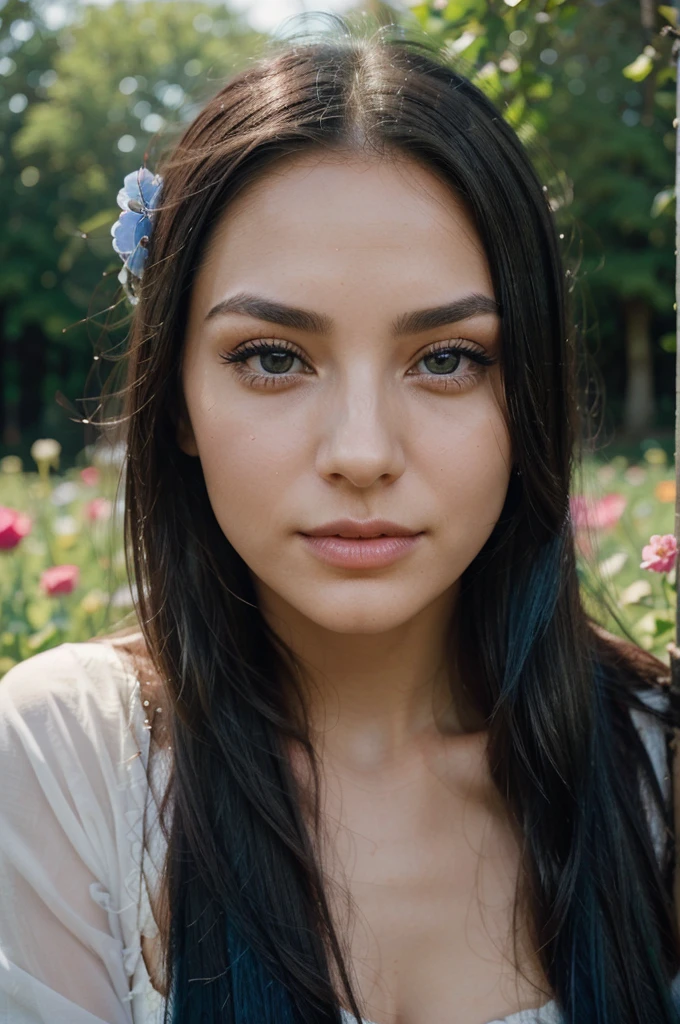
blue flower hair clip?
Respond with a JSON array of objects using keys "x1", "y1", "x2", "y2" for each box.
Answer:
[{"x1": 111, "y1": 167, "x2": 163, "y2": 305}]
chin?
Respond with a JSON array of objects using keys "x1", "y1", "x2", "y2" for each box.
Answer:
[{"x1": 263, "y1": 578, "x2": 442, "y2": 636}]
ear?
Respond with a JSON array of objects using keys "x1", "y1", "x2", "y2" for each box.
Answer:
[{"x1": 176, "y1": 401, "x2": 199, "y2": 457}]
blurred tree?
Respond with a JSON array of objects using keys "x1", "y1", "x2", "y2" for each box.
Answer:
[
  {"x1": 1, "y1": 0, "x2": 263, "y2": 461},
  {"x1": 0, "y1": 0, "x2": 63, "y2": 448},
  {"x1": 539, "y1": 1, "x2": 675, "y2": 437}
]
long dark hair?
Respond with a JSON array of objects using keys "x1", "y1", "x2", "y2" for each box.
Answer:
[{"x1": 106, "y1": 14, "x2": 680, "y2": 1024}]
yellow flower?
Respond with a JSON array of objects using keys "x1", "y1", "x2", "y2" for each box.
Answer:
[
  {"x1": 644, "y1": 447, "x2": 667, "y2": 466},
  {"x1": 655, "y1": 479, "x2": 676, "y2": 503},
  {"x1": 53, "y1": 515, "x2": 79, "y2": 550},
  {"x1": 80, "y1": 589, "x2": 108, "y2": 615}
]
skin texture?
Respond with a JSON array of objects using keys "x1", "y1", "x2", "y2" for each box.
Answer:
[
  {"x1": 176, "y1": 152, "x2": 552, "y2": 1023},
  {"x1": 178, "y1": 151, "x2": 512, "y2": 739}
]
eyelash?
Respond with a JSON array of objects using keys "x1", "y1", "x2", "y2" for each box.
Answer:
[{"x1": 218, "y1": 337, "x2": 497, "y2": 391}]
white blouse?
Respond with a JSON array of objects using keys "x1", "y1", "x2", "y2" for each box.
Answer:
[{"x1": 0, "y1": 637, "x2": 674, "y2": 1024}]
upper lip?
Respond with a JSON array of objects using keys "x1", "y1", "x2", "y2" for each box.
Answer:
[{"x1": 301, "y1": 519, "x2": 422, "y2": 539}]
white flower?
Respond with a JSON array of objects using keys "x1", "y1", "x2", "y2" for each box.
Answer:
[
  {"x1": 52, "y1": 515, "x2": 79, "y2": 537},
  {"x1": 31, "y1": 438, "x2": 61, "y2": 471},
  {"x1": 598, "y1": 551, "x2": 628, "y2": 580},
  {"x1": 51, "y1": 482, "x2": 80, "y2": 506},
  {"x1": 111, "y1": 582, "x2": 138, "y2": 608}
]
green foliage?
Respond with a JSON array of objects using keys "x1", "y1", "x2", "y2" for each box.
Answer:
[
  {"x1": 8, "y1": 0, "x2": 262, "y2": 341},
  {"x1": 0, "y1": 0, "x2": 263, "y2": 455},
  {"x1": 406, "y1": 0, "x2": 676, "y2": 414}
]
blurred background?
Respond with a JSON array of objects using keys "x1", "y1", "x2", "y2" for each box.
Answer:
[
  {"x1": 1, "y1": 0, "x2": 679, "y2": 670},
  {"x1": 0, "y1": 0, "x2": 676, "y2": 464}
]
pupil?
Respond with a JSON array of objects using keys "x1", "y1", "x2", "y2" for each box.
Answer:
[
  {"x1": 261, "y1": 351, "x2": 294, "y2": 374},
  {"x1": 425, "y1": 351, "x2": 459, "y2": 375}
]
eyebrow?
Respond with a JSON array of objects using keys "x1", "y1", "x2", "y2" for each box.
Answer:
[{"x1": 204, "y1": 291, "x2": 501, "y2": 336}]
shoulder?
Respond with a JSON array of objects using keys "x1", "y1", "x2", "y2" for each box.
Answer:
[
  {"x1": 0, "y1": 640, "x2": 148, "y2": 805},
  {"x1": 0, "y1": 639, "x2": 139, "y2": 740},
  {"x1": 0, "y1": 638, "x2": 158, "y2": 889}
]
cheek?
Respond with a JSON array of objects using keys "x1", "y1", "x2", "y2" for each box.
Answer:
[
  {"x1": 422, "y1": 399, "x2": 511, "y2": 545},
  {"x1": 188, "y1": 396, "x2": 307, "y2": 546}
]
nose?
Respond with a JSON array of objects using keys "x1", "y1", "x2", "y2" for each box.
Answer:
[{"x1": 314, "y1": 370, "x2": 406, "y2": 489}]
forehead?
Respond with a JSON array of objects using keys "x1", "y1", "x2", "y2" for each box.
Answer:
[{"x1": 191, "y1": 151, "x2": 494, "y2": 313}]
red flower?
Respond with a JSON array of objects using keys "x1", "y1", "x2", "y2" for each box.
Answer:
[
  {"x1": 40, "y1": 564, "x2": 80, "y2": 596},
  {"x1": 570, "y1": 493, "x2": 626, "y2": 532},
  {"x1": 0, "y1": 506, "x2": 31, "y2": 550},
  {"x1": 80, "y1": 466, "x2": 100, "y2": 487},
  {"x1": 640, "y1": 534, "x2": 678, "y2": 574},
  {"x1": 85, "y1": 497, "x2": 112, "y2": 521}
]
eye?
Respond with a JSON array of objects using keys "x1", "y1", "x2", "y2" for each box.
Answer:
[
  {"x1": 219, "y1": 337, "x2": 497, "y2": 391},
  {"x1": 419, "y1": 349, "x2": 463, "y2": 375},
  {"x1": 408, "y1": 340, "x2": 496, "y2": 390},
  {"x1": 219, "y1": 339, "x2": 310, "y2": 387}
]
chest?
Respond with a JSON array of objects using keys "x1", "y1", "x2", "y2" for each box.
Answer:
[
  {"x1": 314, "y1": 752, "x2": 552, "y2": 1024},
  {"x1": 141, "y1": 758, "x2": 553, "y2": 1024}
]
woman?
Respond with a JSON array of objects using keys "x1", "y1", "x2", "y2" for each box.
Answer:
[{"x1": 1, "y1": 16, "x2": 679, "y2": 1024}]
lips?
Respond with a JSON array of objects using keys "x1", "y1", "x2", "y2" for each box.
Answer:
[
  {"x1": 299, "y1": 532, "x2": 422, "y2": 569},
  {"x1": 301, "y1": 518, "x2": 420, "y2": 539}
]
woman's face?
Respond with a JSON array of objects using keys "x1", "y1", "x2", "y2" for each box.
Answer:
[{"x1": 179, "y1": 151, "x2": 512, "y2": 636}]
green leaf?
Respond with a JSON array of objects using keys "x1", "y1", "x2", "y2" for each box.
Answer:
[
  {"x1": 659, "y1": 332, "x2": 676, "y2": 353},
  {"x1": 653, "y1": 617, "x2": 674, "y2": 638},
  {"x1": 408, "y1": 2, "x2": 430, "y2": 27},
  {"x1": 504, "y1": 93, "x2": 526, "y2": 128},
  {"x1": 623, "y1": 53, "x2": 654, "y2": 82},
  {"x1": 659, "y1": 5, "x2": 679, "y2": 28},
  {"x1": 651, "y1": 187, "x2": 675, "y2": 218},
  {"x1": 443, "y1": 0, "x2": 485, "y2": 20},
  {"x1": 527, "y1": 79, "x2": 553, "y2": 100},
  {"x1": 472, "y1": 62, "x2": 502, "y2": 100}
]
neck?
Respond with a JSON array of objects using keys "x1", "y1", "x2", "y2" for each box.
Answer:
[{"x1": 259, "y1": 582, "x2": 483, "y2": 770}]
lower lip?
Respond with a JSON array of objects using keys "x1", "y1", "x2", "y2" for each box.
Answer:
[{"x1": 299, "y1": 534, "x2": 422, "y2": 569}]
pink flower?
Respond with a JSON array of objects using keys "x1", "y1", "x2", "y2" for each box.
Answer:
[
  {"x1": 640, "y1": 534, "x2": 678, "y2": 574},
  {"x1": 570, "y1": 493, "x2": 626, "y2": 532},
  {"x1": 0, "y1": 506, "x2": 31, "y2": 550},
  {"x1": 80, "y1": 466, "x2": 100, "y2": 487},
  {"x1": 40, "y1": 564, "x2": 80, "y2": 596},
  {"x1": 85, "y1": 497, "x2": 112, "y2": 521}
]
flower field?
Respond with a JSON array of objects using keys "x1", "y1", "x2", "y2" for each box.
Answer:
[
  {"x1": 0, "y1": 440, "x2": 134, "y2": 677},
  {"x1": 0, "y1": 439, "x2": 679, "y2": 678}
]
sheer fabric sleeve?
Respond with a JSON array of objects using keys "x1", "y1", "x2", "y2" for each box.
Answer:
[{"x1": 0, "y1": 642, "x2": 155, "y2": 1024}]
